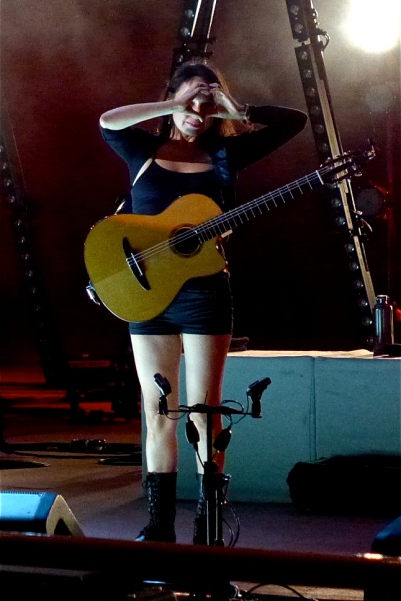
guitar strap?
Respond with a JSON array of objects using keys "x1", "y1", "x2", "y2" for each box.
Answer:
[
  {"x1": 86, "y1": 157, "x2": 153, "y2": 304},
  {"x1": 132, "y1": 157, "x2": 153, "y2": 187}
]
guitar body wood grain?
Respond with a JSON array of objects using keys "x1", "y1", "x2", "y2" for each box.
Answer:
[{"x1": 84, "y1": 193, "x2": 226, "y2": 322}]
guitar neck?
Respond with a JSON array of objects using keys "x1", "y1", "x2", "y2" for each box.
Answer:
[{"x1": 197, "y1": 167, "x2": 326, "y2": 241}]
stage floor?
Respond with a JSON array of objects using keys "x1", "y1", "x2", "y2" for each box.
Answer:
[{"x1": 1, "y1": 368, "x2": 398, "y2": 600}]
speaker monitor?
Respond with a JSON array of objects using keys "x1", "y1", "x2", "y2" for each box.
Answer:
[
  {"x1": 0, "y1": 490, "x2": 84, "y2": 536},
  {"x1": 371, "y1": 515, "x2": 401, "y2": 557},
  {"x1": 363, "y1": 516, "x2": 401, "y2": 601}
]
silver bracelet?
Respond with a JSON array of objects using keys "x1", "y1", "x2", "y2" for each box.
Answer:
[{"x1": 242, "y1": 103, "x2": 250, "y2": 123}]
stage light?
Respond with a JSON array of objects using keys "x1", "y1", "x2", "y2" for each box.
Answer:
[
  {"x1": 314, "y1": 123, "x2": 325, "y2": 134},
  {"x1": 345, "y1": 0, "x2": 401, "y2": 53},
  {"x1": 179, "y1": 0, "x2": 200, "y2": 40},
  {"x1": 302, "y1": 68, "x2": 313, "y2": 79},
  {"x1": 297, "y1": 48, "x2": 309, "y2": 61},
  {"x1": 294, "y1": 22, "x2": 306, "y2": 39},
  {"x1": 349, "y1": 261, "x2": 360, "y2": 271},
  {"x1": 286, "y1": 1, "x2": 309, "y2": 42},
  {"x1": 362, "y1": 316, "x2": 373, "y2": 326},
  {"x1": 310, "y1": 105, "x2": 321, "y2": 116},
  {"x1": 305, "y1": 86, "x2": 317, "y2": 97}
]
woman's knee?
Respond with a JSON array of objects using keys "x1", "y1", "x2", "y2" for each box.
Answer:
[
  {"x1": 190, "y1": 412, "x2": 221, "y2": 440},
  {"x1": 146, "y1": 410, "x2": 178, "y2": 436}
]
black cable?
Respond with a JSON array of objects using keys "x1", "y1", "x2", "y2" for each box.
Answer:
[
  {"x1": 242, "y1": 583, "x2": 318, "y2": 600},
  {"x1": 163, "y1": 412, "x2": 185, "y2": 422},
  {"x1": 222, "y1": 516, "x2": 234, "y2": 547},
  {"x1": 226, "y1": 498, "x2": 240, "y2": 547},
  {"x1": 221, "y1": 399, "x2": 248, "y2": 425}
]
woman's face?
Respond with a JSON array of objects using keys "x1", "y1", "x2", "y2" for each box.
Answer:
[{"x1": 171, "y1": 76, "x2": 215, "y2": 139}]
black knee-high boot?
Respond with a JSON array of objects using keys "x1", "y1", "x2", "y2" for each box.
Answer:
[{"x1": 135, "y1": 472, "x2": 177, "y2": 543}]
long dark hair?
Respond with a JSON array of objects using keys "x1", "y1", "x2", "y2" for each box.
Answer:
[{"x1": 158, "y1": 61, "x2": 245, "y2": 138}]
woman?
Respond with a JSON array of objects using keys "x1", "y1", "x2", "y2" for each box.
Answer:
[{"x1": 99, "y1": 61, "x2": 307, "y2": 544}]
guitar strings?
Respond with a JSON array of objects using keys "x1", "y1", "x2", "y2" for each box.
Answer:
[{"x1": 127, "y1": 162, "x2": 342, "y2": 266}]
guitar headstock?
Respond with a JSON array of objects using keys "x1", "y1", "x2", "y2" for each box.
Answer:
[{"x1": 321, "y1": 142, "x2": 378, "y2": 185}]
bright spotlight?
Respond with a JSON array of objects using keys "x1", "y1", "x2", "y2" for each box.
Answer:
[{"x1": 345, "y1": 0, "x2": 400, "y2": 53}]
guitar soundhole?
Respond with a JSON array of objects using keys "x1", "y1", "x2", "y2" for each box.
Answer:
[{"x1": 171, "y1": 226, "x2": 201, "y2": 257}]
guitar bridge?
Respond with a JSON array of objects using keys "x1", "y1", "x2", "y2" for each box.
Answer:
[{"x1": 123, "y1": 237, "x2": 150, "y2": 291}]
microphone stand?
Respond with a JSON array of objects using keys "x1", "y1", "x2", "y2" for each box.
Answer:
[
  {"x1": 154, "y1": 374, "x2": 271, "y2": 547},
  {"x1": 184, "y1": 402, "x2": 234, "y2": 546}
]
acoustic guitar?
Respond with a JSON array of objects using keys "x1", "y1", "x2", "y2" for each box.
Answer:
[{"x1": 84, "y1": 148, "x2": 375, "y2": 322}]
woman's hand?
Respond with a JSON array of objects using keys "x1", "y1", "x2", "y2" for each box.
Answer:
[
  {"x1": 208, "y1": 84, "x2": 246, "y2": 120},
  {"x1": 173, "y1": 81, "x2": 246, "y2": 122},
  {"x1": 174, "y1": 80, "x2": 215, "y2": 122}
]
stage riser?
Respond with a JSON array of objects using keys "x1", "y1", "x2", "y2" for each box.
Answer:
[{"x1": 142, "y1": 352, "x2": 401, "y2": 502}]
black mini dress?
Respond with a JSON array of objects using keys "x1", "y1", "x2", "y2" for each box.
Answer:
[{"x1": 128, "y1": 161, "x2": 233, "y2": 335}]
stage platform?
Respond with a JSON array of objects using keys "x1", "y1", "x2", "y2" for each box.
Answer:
[{"x1": 168, "y1": 350, "x2": 401, "y2": 502}]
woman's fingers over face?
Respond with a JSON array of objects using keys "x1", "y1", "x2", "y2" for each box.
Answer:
[{"x1": 174, "y1": 78, "x2": 213, "y2": 104}]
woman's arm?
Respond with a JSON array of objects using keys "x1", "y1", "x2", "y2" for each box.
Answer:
[
  {"x1": 99, "y1": 99, "x2": 179, "y2": 130},
  {"x1": 99, "y1": 80, "x2": 219, "y2": 130},
  {"x1": 225, "y1": 105, "x2": 308, "y2": 172}
]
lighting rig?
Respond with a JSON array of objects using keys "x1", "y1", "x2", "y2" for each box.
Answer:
[
  {"x1": 285, "y1": 0, "x2": 377, "y2": 347},
  {"x1": 170, "y1": 0, "x2": 217, "y2": 76},
  {"x1": 0, "y1": 99, "x2": 67, "y2": 387}
]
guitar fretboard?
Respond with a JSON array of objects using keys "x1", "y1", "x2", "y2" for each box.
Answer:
[
  {"x1": 132, "y1": 151, "x2": 370, "y2": 262},
  {"x1": 195, "y1": 169, "x2": 325, "y2": 242}
]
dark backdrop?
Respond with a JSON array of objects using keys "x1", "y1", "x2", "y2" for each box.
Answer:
[{"x1": 1, "y1": 1, "x2": 400, "y2": 378}]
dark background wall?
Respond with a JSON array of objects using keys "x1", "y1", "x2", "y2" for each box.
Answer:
[{"x1": 1, "y1": 1, "x2": 400, "y2": 380}]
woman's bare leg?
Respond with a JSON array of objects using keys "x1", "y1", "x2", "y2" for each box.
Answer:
[
  {"x1": 130, "y1": 333, "x2": 183, "y2": 473},
  {"x1": 182, "y1": 333, "x2": 232, "y2": 473}
]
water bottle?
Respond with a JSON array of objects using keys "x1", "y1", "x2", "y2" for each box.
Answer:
[{"x1": 373, "y1": 295, "x2": 394, "y2": 356}]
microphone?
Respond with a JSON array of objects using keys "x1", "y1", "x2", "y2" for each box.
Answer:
[
  {"x1": 154, "y1": 373, "x2": 171, "y2": 416},
  {"x1": 154, "y1": 373, "x2": 171, "y2": 396},
  {"x1": 247, "y1": 377, "x2": 271, "y2": 418},
  {"x1": 185, "y1": 417, "x2": 200, "y2": 446}
]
